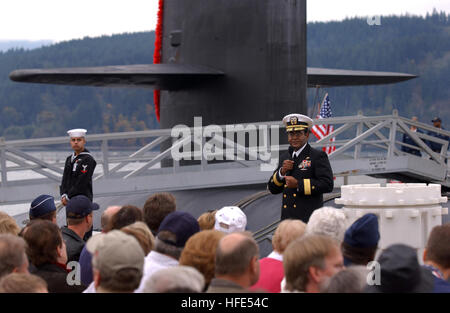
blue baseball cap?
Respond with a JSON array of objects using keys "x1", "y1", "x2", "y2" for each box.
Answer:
[
  {"x1": 157, "y1": 211, "x2": 200, "y2": 247},
  {"x1": 344, "y1": 213, "x2": 380, "y2": 248},
  {"x1": 365, "y1": 244, "x2": 434, "y2": 293},
  {"x1": 431, "y1": 117, "x2": 441, "y2": 123},
  {"x1": 30, "y1": 195, "x2": 56, "y2": 218},
  {"x1": 66, "y1": 195, "x2": 99, "y2": 219}
]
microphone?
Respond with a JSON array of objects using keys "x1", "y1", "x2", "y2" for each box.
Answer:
[{"x1": 285, "y1": 146, "x2": 294, "y2": 176}]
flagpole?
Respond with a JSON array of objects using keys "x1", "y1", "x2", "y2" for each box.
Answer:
[
  {"x1": 321, "y1": 92, "x2": 329, "y2": 110},
  {"x1": 311, "y1": 86, "x2": 320, "y2": 118}
]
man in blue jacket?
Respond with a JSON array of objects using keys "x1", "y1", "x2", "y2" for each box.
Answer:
[{"x1": 427, "y1": 117, "x2": 450, "y2": 158}]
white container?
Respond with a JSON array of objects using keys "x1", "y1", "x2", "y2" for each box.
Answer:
[{"x1": 335, "y1": 183, "x2": 448, "y2": 259}]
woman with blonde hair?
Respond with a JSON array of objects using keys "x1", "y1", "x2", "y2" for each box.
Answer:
[
  {"x1": 251, "y1": 219, "x2": 306, "y2": 292},
  {"x1": 121, "y1": 221, "x2": 155, "y2": 255}
]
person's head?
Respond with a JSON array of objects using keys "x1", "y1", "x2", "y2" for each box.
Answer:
[
  {"x1": 29, "y1": 195, "x2": 57, "y2": 223},
  {"x1": 155, "y1": 211, "x2": 200, "y2": 260},
  {"x1": 0, "y1": 234, "x2": 29, "y2": 278},
  {"x1": 215, "y1": 232, "x2": 260, "y2": 288},
  {"x1": 23, "y1": 220, "x2": 67, "y2": 267},
  {"x1": 143, "y1": 266, "x2": 205, "y2": 293},
  {"x1": 432, "y1": 117, "x2": 442, "y2": 128},
  {"x1": 18, "y1": 219, "x2": 37, "y2": 238},
  {"x1": 107, "y1": 205, "x2": 143, "y2": 231},
  {"x1": 342, "y1": 213, "x2": 380, "y2": 266},
  {"x1": 0, "y1": 273, "x2": 48, "y2": 293},
  {"x1": 179, "y1": 230, "x2": 225, "y2": 287},
  {"x1": 197, "y1": 210, "x2": 217, "y2": 231},
  {"x1": 143, "y1": 193, "x2": 176, "y2": 235},
  {"x1": 283, "y1": 114, "x2": 313, "y2": 150},
  {"x1": 121, "y1": 221, "x2": 155, "y2": 255},
  {"x1": 320, "y1": 265, "x2": 368, "y2": 293},
  {"x1": 67, "y1": 128, "x2": 87, "y2": 154},
  {"x1": 100, "y1": 205, "x2": 121, "y2": 232},
  {"x1": 214, "y1": 206, "x2": 247, "y2": 234},
  {"x1": 423, "y1": 224, "x2": 450, "y2": 280},
  {"x1": 66, "y1": 195, "x2": 99, "y2": 234},
  {"x1": 272, "y1": 219, "x2": 307, "y2": 254},
  {"x1": 366, "y1": 244, "x2": 435, "y2": 293},
  {"x1": 305, "y1": 207, "x2": 347, "y2": 243},
  {"x1": 0, "y1": 212, "x2": 20, "y2": 235},
  {"x1": 283, "y1": 234, "x2": 344, "y2": 293},
  {"x1": 87, "y1": 230, "x2": 145, "y2": 293},
  {"x1": 410, "y1": 116, "x2": 418, "y2": 131}
]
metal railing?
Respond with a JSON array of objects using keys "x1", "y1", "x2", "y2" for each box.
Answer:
[
  {"x1": 309, "y1": 110, "x2": 449, "y2": 166},
  {"x1": 0, "y1": 111, "x2": 448, "y2": 204}
]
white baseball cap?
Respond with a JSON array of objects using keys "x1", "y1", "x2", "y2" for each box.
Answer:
[
  {"x1": 67, "y1": 128, "x2": 87, "y2": 138},
  {"x1": 214, "y1": 206, "x2": 247, "y2": 234}
]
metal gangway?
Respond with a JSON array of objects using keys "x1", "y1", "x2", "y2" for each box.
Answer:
[{"x1": 0, "y1": 110, "x2": 449, "y2": 205}]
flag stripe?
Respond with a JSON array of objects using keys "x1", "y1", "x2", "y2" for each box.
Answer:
[{"x1": 311, "y1": 94, "x2": 335, "y2": 155}]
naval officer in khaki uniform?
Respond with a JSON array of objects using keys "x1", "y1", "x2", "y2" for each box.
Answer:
[{"x1": 268, "y1": 114, "x2": 334, "y2": 223}]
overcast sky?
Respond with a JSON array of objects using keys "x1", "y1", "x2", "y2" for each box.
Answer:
[{"x1": 0, "y1": 0, "x2": 449, "y2": 42}]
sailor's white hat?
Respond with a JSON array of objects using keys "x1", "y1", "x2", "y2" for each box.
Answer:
[
  {"x1": 282, "y1": 114, "x2": 313, "y2": 132},
  {"x1": 67, "y1": 128, "x2": 87, "y2": 138}
]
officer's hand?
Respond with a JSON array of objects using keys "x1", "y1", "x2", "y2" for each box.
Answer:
[
  {"x1": 285, "y1": 176, "x2": 298, "y2": 189},
  {"x1": 61, "y1": 197, "x2": 68, "y2": 206},
  {"x1": 281, "y1": 160, "x2": 294, "y2": 176}
]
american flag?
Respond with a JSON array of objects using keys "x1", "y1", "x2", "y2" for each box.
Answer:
[{"x1": 311, "y1": 93, "x2": 336, "y2": 154}]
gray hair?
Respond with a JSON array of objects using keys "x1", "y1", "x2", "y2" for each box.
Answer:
[
  {"x1": 0, "y1": 234, "x2": 27, "y2": 278},
  {"x1": 155, "y1": 231, "x2": 183, "y2": 260},
  {"x1": 320, "y1": 265, "x2": 369, "y2": 293},
  {"x1": 0, "y1": 273, "x2": 48, "y2": 293},
  {"x1": 143, "y1": 265, "x2": 205, "y2": 293},
  {"x1": 305, "y1": 207, "x2": 347, "y2": 242}
]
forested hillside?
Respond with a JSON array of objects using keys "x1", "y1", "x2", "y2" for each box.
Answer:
[
  {"x1": 0, "y1": 32, "x2": 156, "y2": 139},
  {"x1": 0, "y1": 12, "x2": 448, "y2": 140},
  {"x1": 0, "y1": 40, "x2": 53, "y2": 52},
  {"x1": 307, "y1": 11, "x2": 449, "y2": 120}
]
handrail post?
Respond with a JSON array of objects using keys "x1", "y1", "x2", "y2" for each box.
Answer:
[
  {"x1": 0, "y1": 137, "x2": 7, "y2": 187},
  {"x1": 172, "y1": 136, "x2": 179, "y2": 174},
  {"x1": 173, "y1": 158, "x2": 179, "y2": 174},
  {"x1": 201, "y1": 135, "x2": 207, "y2": 171},
  {"x1": 440, "y1": 141, "x2": 448, "y2": 165},
  {"x1": 101, "y1": 139, "x2": 109, "y2": 178},
  {"x1": 354, "y1": 111, "x2": 363, "y2": 159},
  {"x1": 388, "y1": 110, "x2": 398, "y2": 157}
]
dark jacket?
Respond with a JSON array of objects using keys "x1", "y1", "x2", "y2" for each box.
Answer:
[
  {"x1": 401, "y1": 129, "x2": 423, "y2": 156},
  {"x1": 79, "y1": 245, "x2": 94, "y2": 286},
  {"x1": 206, "y1": 278, "x2": 252, "y2": 293},
  {"x1": 426, "y1": 127, "x2": 450, "y2": 153},
  {"x1": 433, "y1": 276, "x2": 450, "y2": 293},
  {"x1": 31, "y1": 263, "x2": 86, "y2": 293},
  {"x1": 61, "y1": 226, "x2": 85, "y2": 263},
  {"x1": 60, "y1": 149, "x2": 96, "y2": 201},
  {"x1": 268, "y1": 143, "x2": 334, "y2": 223}
]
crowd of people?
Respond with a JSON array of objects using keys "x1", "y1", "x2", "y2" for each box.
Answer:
[
  {"x1": 0, "y1": 193, "x2": 449, "y2": 293},
  {"x1": 0, "y1": 116, "x2": 449, "y2": 294}
]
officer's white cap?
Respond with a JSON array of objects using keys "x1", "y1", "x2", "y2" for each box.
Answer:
[
  {"x1": 67, "y1": 129, "x2": 87, "y2": 138},
  {"x1": 282, "y1": 114, "x2": 313, "y2": 132}
]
